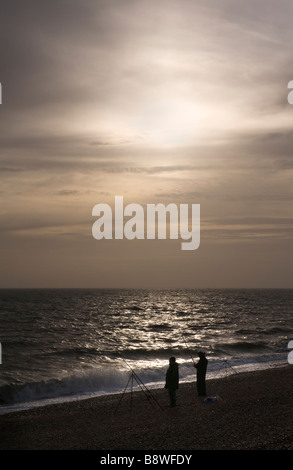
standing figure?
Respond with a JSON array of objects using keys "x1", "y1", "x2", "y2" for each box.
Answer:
[
  {"x1": 165, "y1": 356, "x2": 179, "y2": 407},
  {"x1": 194, "y1": 352, "x2": 208, "y2": 396}
]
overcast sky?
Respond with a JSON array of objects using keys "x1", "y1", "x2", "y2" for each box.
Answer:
[{"x1": 1, "y1": 0, "x2": 293, "y2": 288}]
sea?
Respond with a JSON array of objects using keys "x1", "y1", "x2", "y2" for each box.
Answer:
[{"x1": 0, "y1": 288, "x2": 293, "y2": 415}]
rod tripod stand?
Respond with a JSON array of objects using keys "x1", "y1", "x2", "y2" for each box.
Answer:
[
  {"x1": 114, "y1": 369, "x2": 164, "y2": 415},
  {"x1": 222, "y1": 359, "x2": 237, "y2": 376}
]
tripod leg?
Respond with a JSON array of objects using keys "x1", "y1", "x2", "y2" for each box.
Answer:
[
  {"x1": 115, "y1": 370, "x2": 164, "y2": 416},
  {"x1": 114, "y1": 373, "x2": 132, "y2": 415},
  {"x1": 130, "y1": 373, "x2": 134, "y2": 415},
  {"x1": 132, "y1": 371, "x2": 164, "y2": 411}
]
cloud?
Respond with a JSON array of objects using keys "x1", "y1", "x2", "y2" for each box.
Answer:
[
  {"x1": 0, "y1": 166, "x2": 24, "y2": 173},
  {"x1": 100, "y1": 165, "x2": 195, "y2": 174},
  {"x1": 56, "y1": 190, "x2": 84, "y2": 197},
  {"x1": 1, "y1": 0, "x2": 293, "y2": 287}
]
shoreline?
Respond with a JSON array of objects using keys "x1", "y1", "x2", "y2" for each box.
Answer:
[
  {"x1": 0, "y1": 357, "x2": 287, "y2": 417},
  {"x1": 1, "y1": 364, "x2": 293, "y2": 450}
]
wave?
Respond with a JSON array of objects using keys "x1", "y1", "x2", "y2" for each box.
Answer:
[
  {"x1": 46, "y1": 347, "x2": 101, "y2": 358},
  {"x1": 262, "y1": 327, "x2": 293, "y2": 335},
  {"x1": 236, "y1": 327, "x2": 292, "y2": 336},
  {"x1": 125, "y1": 305, "x2": 143, "y2": 311},
  {"x1": 0, "y1": 367, "x2": 132, "y2": 406},
  {"x1": 147, "y1": 323, "x2": 173, "y2": 331},
  {"x1": 41, "y1": 345, "x2": 192, "y2": 365},
  {"x1": 220, "y1": 341, "x2": 267, "y2": 351}
]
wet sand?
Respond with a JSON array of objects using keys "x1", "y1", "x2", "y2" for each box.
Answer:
[{"x1": 1, "y1": 365, "x2": 293, "y2": 450}]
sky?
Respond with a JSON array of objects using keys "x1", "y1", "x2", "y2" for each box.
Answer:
[{"x1": 0, "y1": 0, "x2": 293, "y2": 289}]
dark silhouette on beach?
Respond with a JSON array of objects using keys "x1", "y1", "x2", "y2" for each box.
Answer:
[
  {"x1": 165, "y1": 356, "x2": 179, "y2": 407},
  {"x1": 194, "y1": 351, "x2": 208, "y2": 396}
]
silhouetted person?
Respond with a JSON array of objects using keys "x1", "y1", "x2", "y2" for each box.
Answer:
[
  {"x1": 194, "y1": 351, "x2": 208, "y2": 396},
  {"x1": 165, "y1": 356, "x2": 179, "y2": 407}
]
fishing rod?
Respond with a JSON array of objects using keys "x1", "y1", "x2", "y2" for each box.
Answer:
[
  {"x1": 182, "y1": 334, "x2": 196, "y2": 365},
  {"x1": 182, "y1": 335, "x2": 237, "y2": 374},
  {"x1": 222, "y1": 358, "x2": 237, "y2": 374}
]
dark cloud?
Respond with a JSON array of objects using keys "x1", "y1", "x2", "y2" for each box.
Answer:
[
  {"x1": 0, "y1": 166, "x2": 24, "y2": 173},
  {"x1": 100, "y1": 165, "x2": 195, "y2": 174},
  {"x1": 57, "y1": 190, "x2": 84, "y2": 197}
]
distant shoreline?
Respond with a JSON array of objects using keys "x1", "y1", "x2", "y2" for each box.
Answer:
[{"x1": 1, "y1": 364, "x2": 293, "y2": 450}]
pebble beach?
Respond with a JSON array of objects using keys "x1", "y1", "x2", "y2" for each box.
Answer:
[{"x1": 1, "y1": 365, "x2": 293, "y2": 451}]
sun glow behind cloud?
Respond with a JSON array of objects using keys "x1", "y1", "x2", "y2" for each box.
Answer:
[{"x1": 134, "y1": 98, "x2": 201, "y2": 147}]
